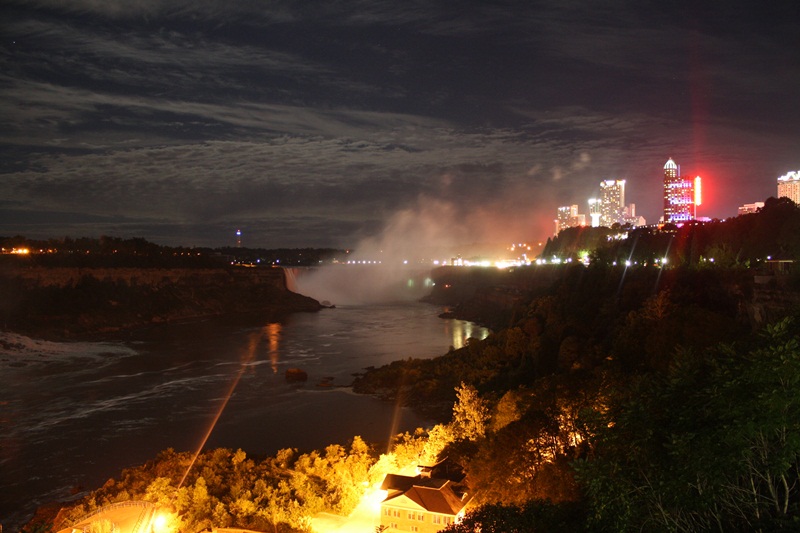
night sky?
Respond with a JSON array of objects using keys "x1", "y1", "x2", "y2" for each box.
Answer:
[{"x1": 2, "y1": 1, "x2": 798, "y2": 249}]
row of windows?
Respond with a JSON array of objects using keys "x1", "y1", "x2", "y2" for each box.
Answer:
[
  {"x1": 385, "y1": 524, "x2": 419, "y2": 532},
  {"x1": 383, "y1": 508, "x2": 426, "y2": 521},
  {"x1": 386, "y1": 525, "x2": 428, "y2": 532},
  {"x1": 383, "y1": 507, "x2": 454, "y2": 526}
]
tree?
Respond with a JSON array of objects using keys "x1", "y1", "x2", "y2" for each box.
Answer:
[
  {"x1": 439, "y1": 501, "x2": 587, "y2": 532},
  {"x1": 451, "y1": 382, "x2": 490, "y2": 441},
  {"x1": 577, "y1": 317, "x2": 800, "y2": 532}
]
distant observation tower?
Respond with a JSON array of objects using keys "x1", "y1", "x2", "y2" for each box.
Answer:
[{"x1": 236, "y1": 229, "x2": 242, "y2": 248}]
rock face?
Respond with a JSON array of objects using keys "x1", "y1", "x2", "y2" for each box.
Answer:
[
  {"x1": 423, "y1": 265, "x2": 563, "y2": 329},
  {"x1": 424, "y1": 265, "x2": 800, "y2": 332},
  {"x1": 744, "y1": 285, "x2": 800, "y2": 327},
  {"x1": 0, "y1": 265, "x2": 321, "y2": 339}
]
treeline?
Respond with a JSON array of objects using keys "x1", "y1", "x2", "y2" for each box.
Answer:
[
  {"x1": 543, "y1": 196, "x2": 800, "y2": 269},
  {"x1": 0, "y1": 236, "x2": 223, "y2": 268},
  {"x1": 0, "y1": 235, "x2": 346, "y2": 268}
]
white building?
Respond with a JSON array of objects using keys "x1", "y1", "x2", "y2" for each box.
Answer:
[{"x1": 738, "y1": 202, "x2": 765, "y2": 216}]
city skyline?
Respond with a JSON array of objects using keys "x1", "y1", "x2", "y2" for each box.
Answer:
[{"x1": 2, "y1": 1, "x2": 798, "y2": 249}]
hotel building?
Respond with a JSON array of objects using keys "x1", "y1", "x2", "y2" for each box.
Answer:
[
  {"x1": 777, "y1": 171, "x2": 800, "y2": 204},
  {"x1": 663, "y1": 158, "x2": 701, "y2": 223}
]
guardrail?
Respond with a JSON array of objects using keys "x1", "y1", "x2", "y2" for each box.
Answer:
[{"x1": 69, "y1": 501, "x2": 156, "y2": 532}]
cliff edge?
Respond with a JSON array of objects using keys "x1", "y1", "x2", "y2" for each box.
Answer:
[{"x1": 0, "y1": 265, "x2": 320, "y2": 339}]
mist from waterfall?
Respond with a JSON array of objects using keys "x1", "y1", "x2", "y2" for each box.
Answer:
[{"x1": 286, "y1": 264, "x2": 434, "y2": 305}]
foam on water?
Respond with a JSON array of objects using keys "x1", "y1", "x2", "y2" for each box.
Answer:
[{"x1": 0, "y1": 331, "x2": 137, "y2": 364}]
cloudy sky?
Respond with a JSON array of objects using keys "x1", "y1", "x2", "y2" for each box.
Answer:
[{"x1": 2, "y1": 1, "x2": 798, "y2": 249}]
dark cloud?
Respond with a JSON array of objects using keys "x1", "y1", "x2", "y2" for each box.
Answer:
[{"x1": 1, "y1": 1, "x2": 798, "y2": 248}]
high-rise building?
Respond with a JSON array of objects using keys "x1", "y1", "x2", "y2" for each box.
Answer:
[
  {"x1": 599, "y1": 179, "x2": 625, "y2": 227},
  {"x1": 777, "y1": 171, "x2": 800, "y2": 204},
  {"x1": 555, "y1": 205, "x2": 586, "y2": 234},
  {"x1": 663, "y1": 158, "x2": 701, "y2": 223}
]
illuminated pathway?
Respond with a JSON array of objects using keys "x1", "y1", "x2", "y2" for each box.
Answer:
[
  {"x1": 310, "y1": 488, "x2": 385, "y2": 533},
  {"x1": 56, "y1": 501, "x2": 174, "y2": 533}
]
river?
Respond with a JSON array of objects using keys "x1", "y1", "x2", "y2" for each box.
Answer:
[{"x1": 0, "y1": 299, "x2": 488, "y2": 530}]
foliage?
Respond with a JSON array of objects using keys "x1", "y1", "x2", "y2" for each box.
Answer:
[
  {"x1": 576, "y1": 317, "x2": 800, "y2": 532},
  {"x1": 439, "y1": 500, "x2": 588, "y2": 532},
  {"x1": 61, "y1": 439, "x2": 376, "y2": 533},
  {"x1": 451, "y1": 382, "x2": 490, "y2": 441},
  {"x1": 542, "y1": 226, "x2": 614, "y2": 262}
]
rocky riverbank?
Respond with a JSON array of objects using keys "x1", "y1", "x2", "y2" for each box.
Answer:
[{"x1": 0, "y1": 265, "x2": 320, "y2": 340}]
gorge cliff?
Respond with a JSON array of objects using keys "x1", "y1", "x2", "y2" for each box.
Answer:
[{"x1": 0, "y1": 264, "x2": 320, "y2": 339}]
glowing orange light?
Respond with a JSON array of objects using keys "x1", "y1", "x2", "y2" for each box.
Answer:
[
  {"x1": 267, "y1": 323, "x2": 281, "y2": 374},
  {"x1": 694, "y1": 176, "x2": 702, "y2": 206}
]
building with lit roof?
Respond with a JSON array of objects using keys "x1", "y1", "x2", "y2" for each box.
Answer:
[
  {"x1": 777, "y1": 171, "x2": 800, "y2": 204},
  {"x1": 379, "y1": 474, "x2": 471, "y2": 532},
  {"x1": 663, "y1": 158, "x2": 701, "y2": 223}
]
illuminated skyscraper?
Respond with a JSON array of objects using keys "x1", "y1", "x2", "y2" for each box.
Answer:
[
  {"x1": 663, "y1": 158, "x2": 701, "y2": 223},
  {"x1": 777, "y1": 171, "x2": 800, "y2": 204}
]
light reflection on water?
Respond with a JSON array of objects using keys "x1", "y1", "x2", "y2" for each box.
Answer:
[
  {"x1": 0, "y1": 302, "x2": 488, "y2": 529},
  {"x1": 446, "y1": 318, "x2": 490, "y2": 350}
]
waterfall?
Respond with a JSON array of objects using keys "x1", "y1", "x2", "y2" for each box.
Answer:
[{"x1": 282, "y1": 267, "x2": 299, "y2": 293}]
